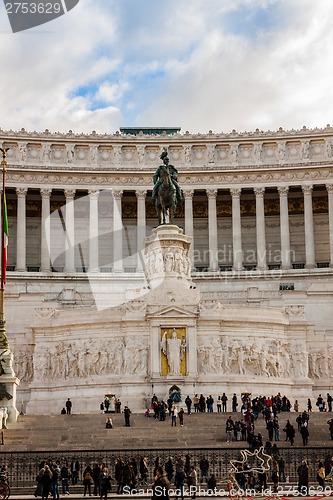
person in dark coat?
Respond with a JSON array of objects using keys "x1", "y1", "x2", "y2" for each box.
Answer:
[
  {"x1": 65, "y1": 398, "x2": 72, "y2": 415},
  {"x1": 124, "y1": 406, "x2": 131, "y2": 427},
  {"x1": 298, "y1": 460, "x2": 309, "y2": 495},
  {"x1": 152, "y1": 466, "x2": 171, "y2": 500},
  {"x1": 300, "y1": 425, "x2": 309, "y2": 446},
  {"x1": 41, "y1": 465, "x2": 52, "y2": 500}
]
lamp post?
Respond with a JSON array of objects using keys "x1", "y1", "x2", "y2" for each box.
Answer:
[{"x1": 0, "y1": 148, "x2": 9, "y2": 350}]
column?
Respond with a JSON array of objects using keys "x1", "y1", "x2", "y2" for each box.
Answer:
[
  {"x1": 64, "y1": 189, "x2": 76, "y2": 273},
  {"x1": 136, "y1": 190, "x2": 146, "y2": 272},
  {"x1": 40, "y1": 188, "x2": 52, "y2": 272},
  {"x1": 230, "y1": 188, "x2": 243, "y2": 271},
  {"x1": 184, "y1": 189, "x2": 194, "y2": 267},
  {"x1": 278, "y1": 186, "x2": 291, "y2": 269},
  {"x1": 207, "y1": 189, "x2": 219, "y2": 272},
  {"x1": 254, "y1": 187, "x2": 267, "y2": 270},
  {"x1": 326, "y1": 184, "x2": 333, "y2": 266},
  {"x1": 113, "y1": 190, "x2": 123, "y2": 272},
  {"x1": 302, "y1": 185, "x2": 315, "y2": 268},
  {"x1": 16, "y1": 187, "x2": 28, "y2": 272},
  {"x1": 89, "y1": 190, "x2": 99, "y2": 272}
]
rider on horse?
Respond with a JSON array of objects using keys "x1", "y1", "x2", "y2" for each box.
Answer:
[{"x1": 152, "y1": 149, "x2": 183, "y2": 204}]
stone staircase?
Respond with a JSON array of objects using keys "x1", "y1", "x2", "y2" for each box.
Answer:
[
  {"x1": 2, "y1": 409, "x2": 333, "y2": 451},
  {"x1": 2, "y1": 410, "x2": 333, "y2": 499}
]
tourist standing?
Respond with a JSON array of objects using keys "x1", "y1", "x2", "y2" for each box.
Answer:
[
  {"x1": 41, "y1": 465, "x2": 52, "y2": 500},
  {"x1": 70, "y1": 457, "x2": 80, "y2": 485},
  {"x1": 300, "y1": 424, "x2": 309, "y2": 446},
  {"x1": 83, "y1": 464, "x2": 92, "y2": 497},
  {"x1": 317, "y1": 461, "x2": 326, "y2": 487},
  {"x1": 226, "y1": 416, "x2": 234, "y2": 442},
  {"x1": 124, "y1": 406, "x2": 131, "y2": 427},
  {"x1": 152, "y1": 466, "x2": 171, "y2": 500},
  {"x1": 65, "y1": 398, "x2": 72, "y2": 415},
  {"x1": 60, "y1": 461, "x2": 70, "y2": 495},
  {"x1": 199, "y1": 457, "x2": 209, "y2": 484},
  {"x1": 185, "y1": 396, "x2": 192, "y2": 415},
  {"x1": 165, "y1": 457, "x2": 174, "y2": 482},
  {"x1": 221, "y1": 393, "x2": 228, "y2": 412},
  {"x1": 171, "y1": 405, "x2": 178, "y2": 426},
  {"x1": 178, "y1": 407, "x2": 184, "y2": 426},
  {"x1": 298, "y1": 460, "x2": 309, "y2": 495},
  {"x1": 193, "y1": 394, "x2": 199, "y2": 413},
  {"x1": 232, "y1": 394, "x2": 238, "y2": 412}
]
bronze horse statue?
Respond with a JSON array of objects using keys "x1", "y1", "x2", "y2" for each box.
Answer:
[{"x1": 155, "y1": 163, "x2": 177, "y2": 225}]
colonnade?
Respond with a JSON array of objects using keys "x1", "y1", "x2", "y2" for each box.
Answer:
[{"x1": 7, "y1": 183, "x2": 333, "y2": 273}]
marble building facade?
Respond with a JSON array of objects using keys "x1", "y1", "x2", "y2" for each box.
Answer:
[{"x1": 1, "y1": 125, "x2": 333, "y2": 413}]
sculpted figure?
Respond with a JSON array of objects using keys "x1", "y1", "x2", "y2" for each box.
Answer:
[
  {"x1": 161, "y1": 329, "x2": 186, "y2": 375},
  {"x1": 164, "y1": 248, "x2": 174, "y2": 273},
  {"x1": 152, "y1": 148, "x2": 183, "y2": 224}
]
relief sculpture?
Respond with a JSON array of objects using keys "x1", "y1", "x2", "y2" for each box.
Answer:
[{"x1": 33, "y1": 337, "x2": 149, "y2": 381}]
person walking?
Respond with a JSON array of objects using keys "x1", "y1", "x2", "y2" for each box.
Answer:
[
  {"x1": 51, "y1": 464, "x2": 60, "y2": 500},
  {"x1": 41, "y1": 465, "x2": 52, "y2": 500},
  {"x1": 152, "y1": 466, "x2": 171, "y2": 500},
  {"x1": 297, "y1": 460, "x2": 309, "y2": 495},
  {"x1": 300, "y1": 424, "x2": 309, "y2": 446}
]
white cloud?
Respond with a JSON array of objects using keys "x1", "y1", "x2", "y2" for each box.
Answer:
[{"x1": 0, "y1": 0, "x2": 333, "y2": 134}]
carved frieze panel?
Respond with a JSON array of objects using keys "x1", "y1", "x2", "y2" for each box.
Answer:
[
  {"x1": 192, "y1": 146, "x2": 206, "y2": 163},
  {"x1": 33, "y1": 336, "x2": 149, "y2": 381},
  {"x1": 99, "y1": 146, "x2": 113, "y2": 162},
  {"x1": 122, "y1": 146, "x2": 136, "y2": 163},
  {"x1": 51, "y1": 145, "x2": 65, "y2": 162},
  {"x1": 75, "y1": 145, "x2": 89, "y2": 162},
  {"x1": 238, "y1": 145, "x2": 252, "y2": 162},
  {"x1": 286, "y1": 141, "x2": 301, "y2": 159},
  {"x1": 262, "y1": 143, "x2": 278, "y2": 162},
  {"x1": 169, "y1": 146, "x2": 182, "y2": 163},
  {"x1": 145, "y1": 146, "x2": 159, "y2": 163},
  {"x1": 310, "y1": 140, "x2": 325, "y2": 157},
  {"x1": 27, "y1": 143, "x2": 41, "y2": 162},
  {"x1": 197, "y1": 335, "x2": 294, "y2": 378}
]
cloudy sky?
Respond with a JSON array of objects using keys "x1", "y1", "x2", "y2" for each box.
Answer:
[{"x1": 0, "y1": 0, "x2": 333, "y2": 135}]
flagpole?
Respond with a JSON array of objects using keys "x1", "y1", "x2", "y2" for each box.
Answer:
[{"x1": 0, "y1": 148, "x2": 9, "y2": 350}]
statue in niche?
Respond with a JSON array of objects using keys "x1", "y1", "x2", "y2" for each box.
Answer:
[
  {"x1": 164, "y1": 247, "x2": 174, "y2": 272},
  {"x1": 161, "y1": 329, "x2": 186, "y2": 375}
]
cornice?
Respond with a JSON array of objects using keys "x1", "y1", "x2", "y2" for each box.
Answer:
[
  {"x1": 1, "y1": 124, "x2": 333, "y2": 141},
  {"x1": 6, "y1": 165, "x2": 333, "y2": 190}
]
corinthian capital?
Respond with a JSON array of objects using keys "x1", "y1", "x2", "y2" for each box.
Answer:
[
  {"x1": 206, "y1": 189, "x2": 218, "y2": 199},
  {"x1": 230, "y1": 188, "x2": 241, "y2": 198},
  {"x1": 254, "y1": 187, "x2": 265, "y2": 197},
  {"x1": 16, "y1": 187, "x2": 28, "y2": 197},
  {"x1": 302, "y1": 185, "x2": 313, "y2": 195}
]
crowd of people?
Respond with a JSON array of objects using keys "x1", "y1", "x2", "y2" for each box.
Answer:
[{"x1": 32, "y1": 450, "x2": 333, "y2": 500}]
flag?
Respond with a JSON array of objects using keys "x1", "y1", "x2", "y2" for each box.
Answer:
[{"x1": 3, "y1": 195, "x2": 8, "y2": 284}]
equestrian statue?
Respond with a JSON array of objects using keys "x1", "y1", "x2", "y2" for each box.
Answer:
[{"x1": 152, "y1": 148, "x2": 183, "y2": 225}]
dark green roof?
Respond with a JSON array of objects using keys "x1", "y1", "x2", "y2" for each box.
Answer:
[{"x1": 120, "y1": 127, "x2": 181, "y2": 136}]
